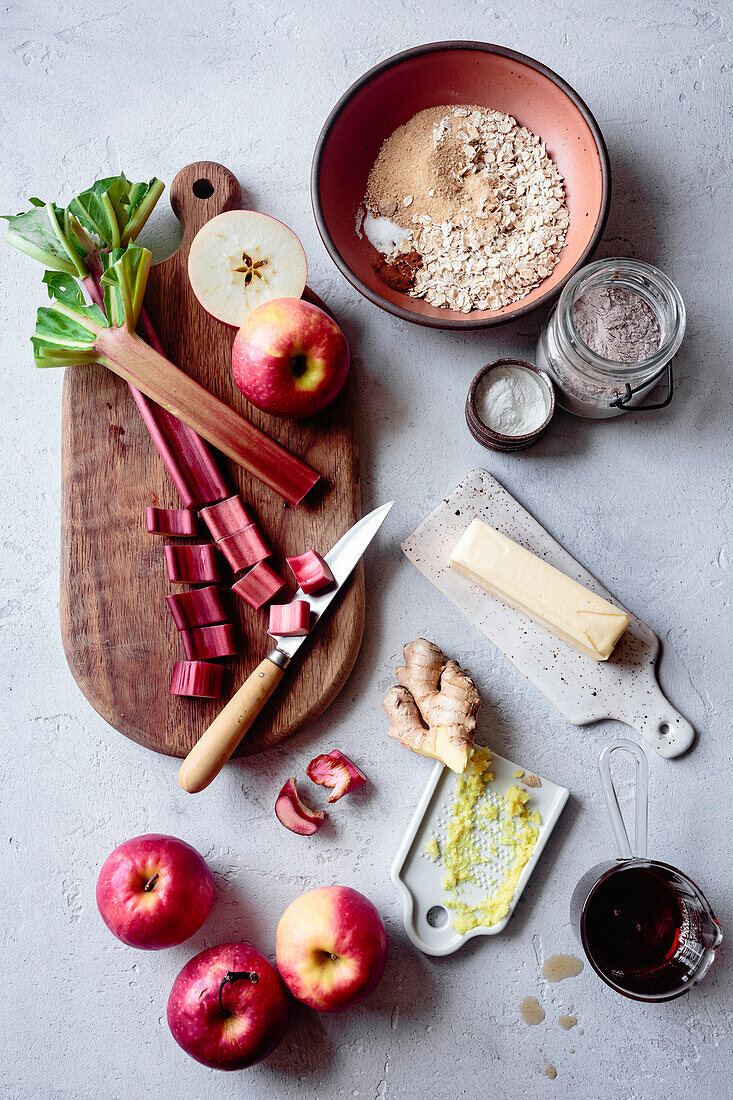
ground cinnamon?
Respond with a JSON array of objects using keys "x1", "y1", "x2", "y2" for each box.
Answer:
[{"x1": 373, "y1": 250, "x2": 422, "y2": 292}]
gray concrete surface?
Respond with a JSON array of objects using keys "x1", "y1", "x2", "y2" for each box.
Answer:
[{"x1": 1, "y1": 1, "x2": 731, "y2": 1097}]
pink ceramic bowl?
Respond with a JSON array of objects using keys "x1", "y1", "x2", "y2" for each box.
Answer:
[{"x1": 312, "y1": 42, "x2": 610, "y2": 329}]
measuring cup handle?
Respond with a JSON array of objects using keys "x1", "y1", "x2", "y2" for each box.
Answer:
[{"x1": 598, "y1": 739, "x2": 649, "y2": 859}]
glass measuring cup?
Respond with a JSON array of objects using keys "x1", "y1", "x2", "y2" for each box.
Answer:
[{"x1": 570, "y1": 740, "x2": 722, "y2": 1001}]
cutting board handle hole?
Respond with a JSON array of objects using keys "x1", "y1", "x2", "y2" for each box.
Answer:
[
  {"x1": 426, "y1": 905, "x2": 449, "y2": 929},
  {"x1": 659, "y1": 722, "x2": 670, "y2": 735},
  {"x1": 192, "y1": 178, "x2": 215, "y2": 199}
]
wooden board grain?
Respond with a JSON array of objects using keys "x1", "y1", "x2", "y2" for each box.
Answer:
[{"x1": 60, "y1": 161, "x2": 363, "y2": 758}]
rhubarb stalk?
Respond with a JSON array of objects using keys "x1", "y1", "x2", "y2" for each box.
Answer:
[
  {"x1": 5, "y1": 177, "x2": 321, "y2": 507},
  {"x1": 37, "y1": 268, "x2": 320, "y2": 505},
  {"x1": 78, "y1": 212, "x2": 229, "y2": 509}
]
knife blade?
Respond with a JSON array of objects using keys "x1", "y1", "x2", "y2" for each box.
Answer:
[
  {"x1": 178, "y1": 501, "x2": 394, "y2": 793},
  {"x1": 273, "y1": 499, "x2": 394, "y2": 659}
]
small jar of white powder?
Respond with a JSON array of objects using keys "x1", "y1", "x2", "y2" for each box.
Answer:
[{"x1": 465, "y1": 359, "x2": 555, "y2": 452}]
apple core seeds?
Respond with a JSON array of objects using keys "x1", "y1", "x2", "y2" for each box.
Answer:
[{"x1": 362, "y1": 105, "x2": 570, "y2": 312}]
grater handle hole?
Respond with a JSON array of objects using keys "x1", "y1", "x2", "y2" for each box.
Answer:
[{"x1": 426, "y1": 905, "x2": 449, "y2": 929}]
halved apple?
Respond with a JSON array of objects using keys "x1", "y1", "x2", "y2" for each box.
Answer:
[{"x1": 188, "y1": 210, "x2": 307, "y2": 328}]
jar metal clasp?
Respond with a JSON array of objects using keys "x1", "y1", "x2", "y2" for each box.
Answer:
[{"x1": 608, "y1": 360, "x2": 674, "y2": 412}]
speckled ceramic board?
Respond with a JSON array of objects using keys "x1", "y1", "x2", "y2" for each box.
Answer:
[
  {"x1": 402, "y1": 468, "x2": 694, "y2": 759},
  {"x1": 391, "y1": 753, "x2": 569, "y2": 956}
]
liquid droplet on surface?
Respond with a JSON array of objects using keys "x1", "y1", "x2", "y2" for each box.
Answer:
[
  {"x1": 519, "y1": 995, "x2": 545, "y2": 1025},
  {"x1": 542, "y1": 953, "x2": 584, "y2": 981}
]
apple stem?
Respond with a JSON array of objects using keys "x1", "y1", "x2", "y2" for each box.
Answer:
[
  {"x1": 218, "y1": 970, "x2": 259, "y2": 1017},
  {"x1": 144, "y1": 872, "x2": 159, "y2": 892}
]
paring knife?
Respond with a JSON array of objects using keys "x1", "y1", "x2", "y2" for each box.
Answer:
[{"x1": 178, "y1": 501, "x2": 394, "y2": 793}]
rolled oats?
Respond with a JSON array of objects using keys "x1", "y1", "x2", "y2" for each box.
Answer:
[{"x1": 365, "y1": 104, "x2": 570, "y2": 313}]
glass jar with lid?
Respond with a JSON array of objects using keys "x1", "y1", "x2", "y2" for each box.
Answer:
[{"x1": 536, "y1": 258, "x2": 686, "y2": 419}]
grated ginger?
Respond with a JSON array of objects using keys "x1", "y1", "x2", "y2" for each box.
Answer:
[
  {"x1": 437, "y1": 750, "x2": 541, "y2": 931},
  {"x1": 425, "y1": 835, "x2": 440, "y2": 860}
]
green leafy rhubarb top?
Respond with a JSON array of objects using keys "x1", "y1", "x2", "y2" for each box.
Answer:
[
  {"x1": 4, "y1": 172, "x2": 164, "y2": 366},
  {"x1": 69, "y1": 174, "x2": 164, "y2": 250},
  {"x1": 33, "y1": 247, "x2": 151, "y2": 366}
]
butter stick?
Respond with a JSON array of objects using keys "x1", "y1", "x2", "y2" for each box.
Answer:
[{"x1": 449, "y1": 519, "x2": 630, "y2": 661}]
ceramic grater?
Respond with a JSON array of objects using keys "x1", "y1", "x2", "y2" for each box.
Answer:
[{"x1": 391, "y1": 752, "x2": 569, "y2": 956}]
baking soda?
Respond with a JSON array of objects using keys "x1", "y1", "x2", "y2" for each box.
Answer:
[{"x1": 475, "y1": 366, "x2": 550, "y2": 437}]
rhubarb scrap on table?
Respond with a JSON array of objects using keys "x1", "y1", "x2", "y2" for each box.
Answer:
[
  {"x1": 275, "y1": 778, "x2": 326, "y2": 836},
  {"x1": 306, "y1": 751, "x2": 367, "y2": 802}
]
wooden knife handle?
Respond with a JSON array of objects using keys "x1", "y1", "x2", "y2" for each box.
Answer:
[{"x1": 178, "y1": 657, "x2": 286, "y2": 793}]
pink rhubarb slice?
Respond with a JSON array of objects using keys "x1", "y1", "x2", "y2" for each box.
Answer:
[
  {"x1": 200, "y1": 495, "x2": 255, "y2": 542},
  {"x1": 169, "y1": 660, "x2": 225, "y2": 698},
  {"x1": 165, "y1": 586, "x2": 228, "y2": 631},
  {"x1": 231, "y1": 562, "x2": 285, "y2": 610},
  {"x1": 268, "y1": 601, "x2": 310, "y2": 637},
  {"x1": 164, "y1": 543, "x2": 221, "y2": 584},
  {"x1": 217, "y1": 525, "x2": 270, "y2": 573},
  {"x1": 306, "y1": 750, "x2": 367, "y2": 803},
  {"x1": 181, "y1": 623, "x2": 238, "y2": 661},
  {"x1": 274, "y1": 778, "x2": 326, "y2": 836},
  {"x1": 146, "y1": 506, "x2": 198, "y2": 537},
  {"x1": 286, "y1": 550, "x2": 335, "y2": 595}
]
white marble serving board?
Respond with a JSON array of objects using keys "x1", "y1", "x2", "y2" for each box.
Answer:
[
  {"x1": 391, "y1": 752, "x2": 569, "y2": 956},
  {"x1": 402, "y1": 468, "x2": 694, "y2": 758}
]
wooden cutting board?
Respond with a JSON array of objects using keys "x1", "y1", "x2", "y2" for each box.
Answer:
[{"x1": 60, "y1": 161, "x2": 363, "y2": 758}]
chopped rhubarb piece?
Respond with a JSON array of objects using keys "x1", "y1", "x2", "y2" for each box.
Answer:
[
  {"x1": 232, "y1": 562, "x2": 286, "y2": 610},
  {"x1": 181, "y1": 623, "x2": 238, "y2": 661},
  {"x1": 165, "y1": 586, "x2": 228, "y2": 631},
  {"x1": 146, "y1": 506, "x2": 198, "y2": 537},
  {"x1": 164, "y1": 543, "x2": 221, "y2": 584},
  {"x1": 217, "y1": 525, "x2": 270, "y2": 572},
  {"x1": 169, "y1": 661, "x2": 225, "y2": 698},
  {"x1": 274, "y1": 778, "x2": 326, "y2": 836},
  {"x1": 286, "y1": 550, "x2": 335, "y2": 595},
  {"x1": 306, "y1": 750, "x2": 367, "y2": 803},
  {"x1": 268, "y1": 601, "x2": 311, "y2": 638},
  {"x1": 199, "y1": 495, "x2": 255, "y2": 542}
]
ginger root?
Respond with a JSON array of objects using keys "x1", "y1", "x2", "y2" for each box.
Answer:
[{"x1": 383, "y1": 638, "x2": 480, "y2": 773}]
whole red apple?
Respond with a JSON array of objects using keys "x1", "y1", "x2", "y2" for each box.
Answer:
[
  {"x1": 276, "y1": 886, "x2": 388, "y2": 1011},
  {"x1": 231, "y1": 297, "x2": 350, "y2": 418},
  {"x1": 96, "y1": 834, "x2": 214, "y2": 949},
  {"x1": 167, "y1": 943, "x2": 289, "y2": 1069}
]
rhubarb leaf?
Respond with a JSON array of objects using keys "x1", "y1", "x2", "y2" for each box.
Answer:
[
  {"x1": 42, "y1": 269, "x2": 86, "y2": 306},
  {"x1": 100, "y1": 245, "x2": 152, "y2": 330},
  {"x1": 3, "y1": 201, "x2": 88, "y2": 276},
  {"x1": 68, "y1": 176, "x2": 127, "y2": 249},
  {"x1": 121, "y1": 176, "x2": 165, "y2": 244},
  {"x1": 32, "y1": 274, "x2": 108, "y2": 367},
  {"x1": 69, "y1": 174, "x2": 164, "y2": 248}
]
